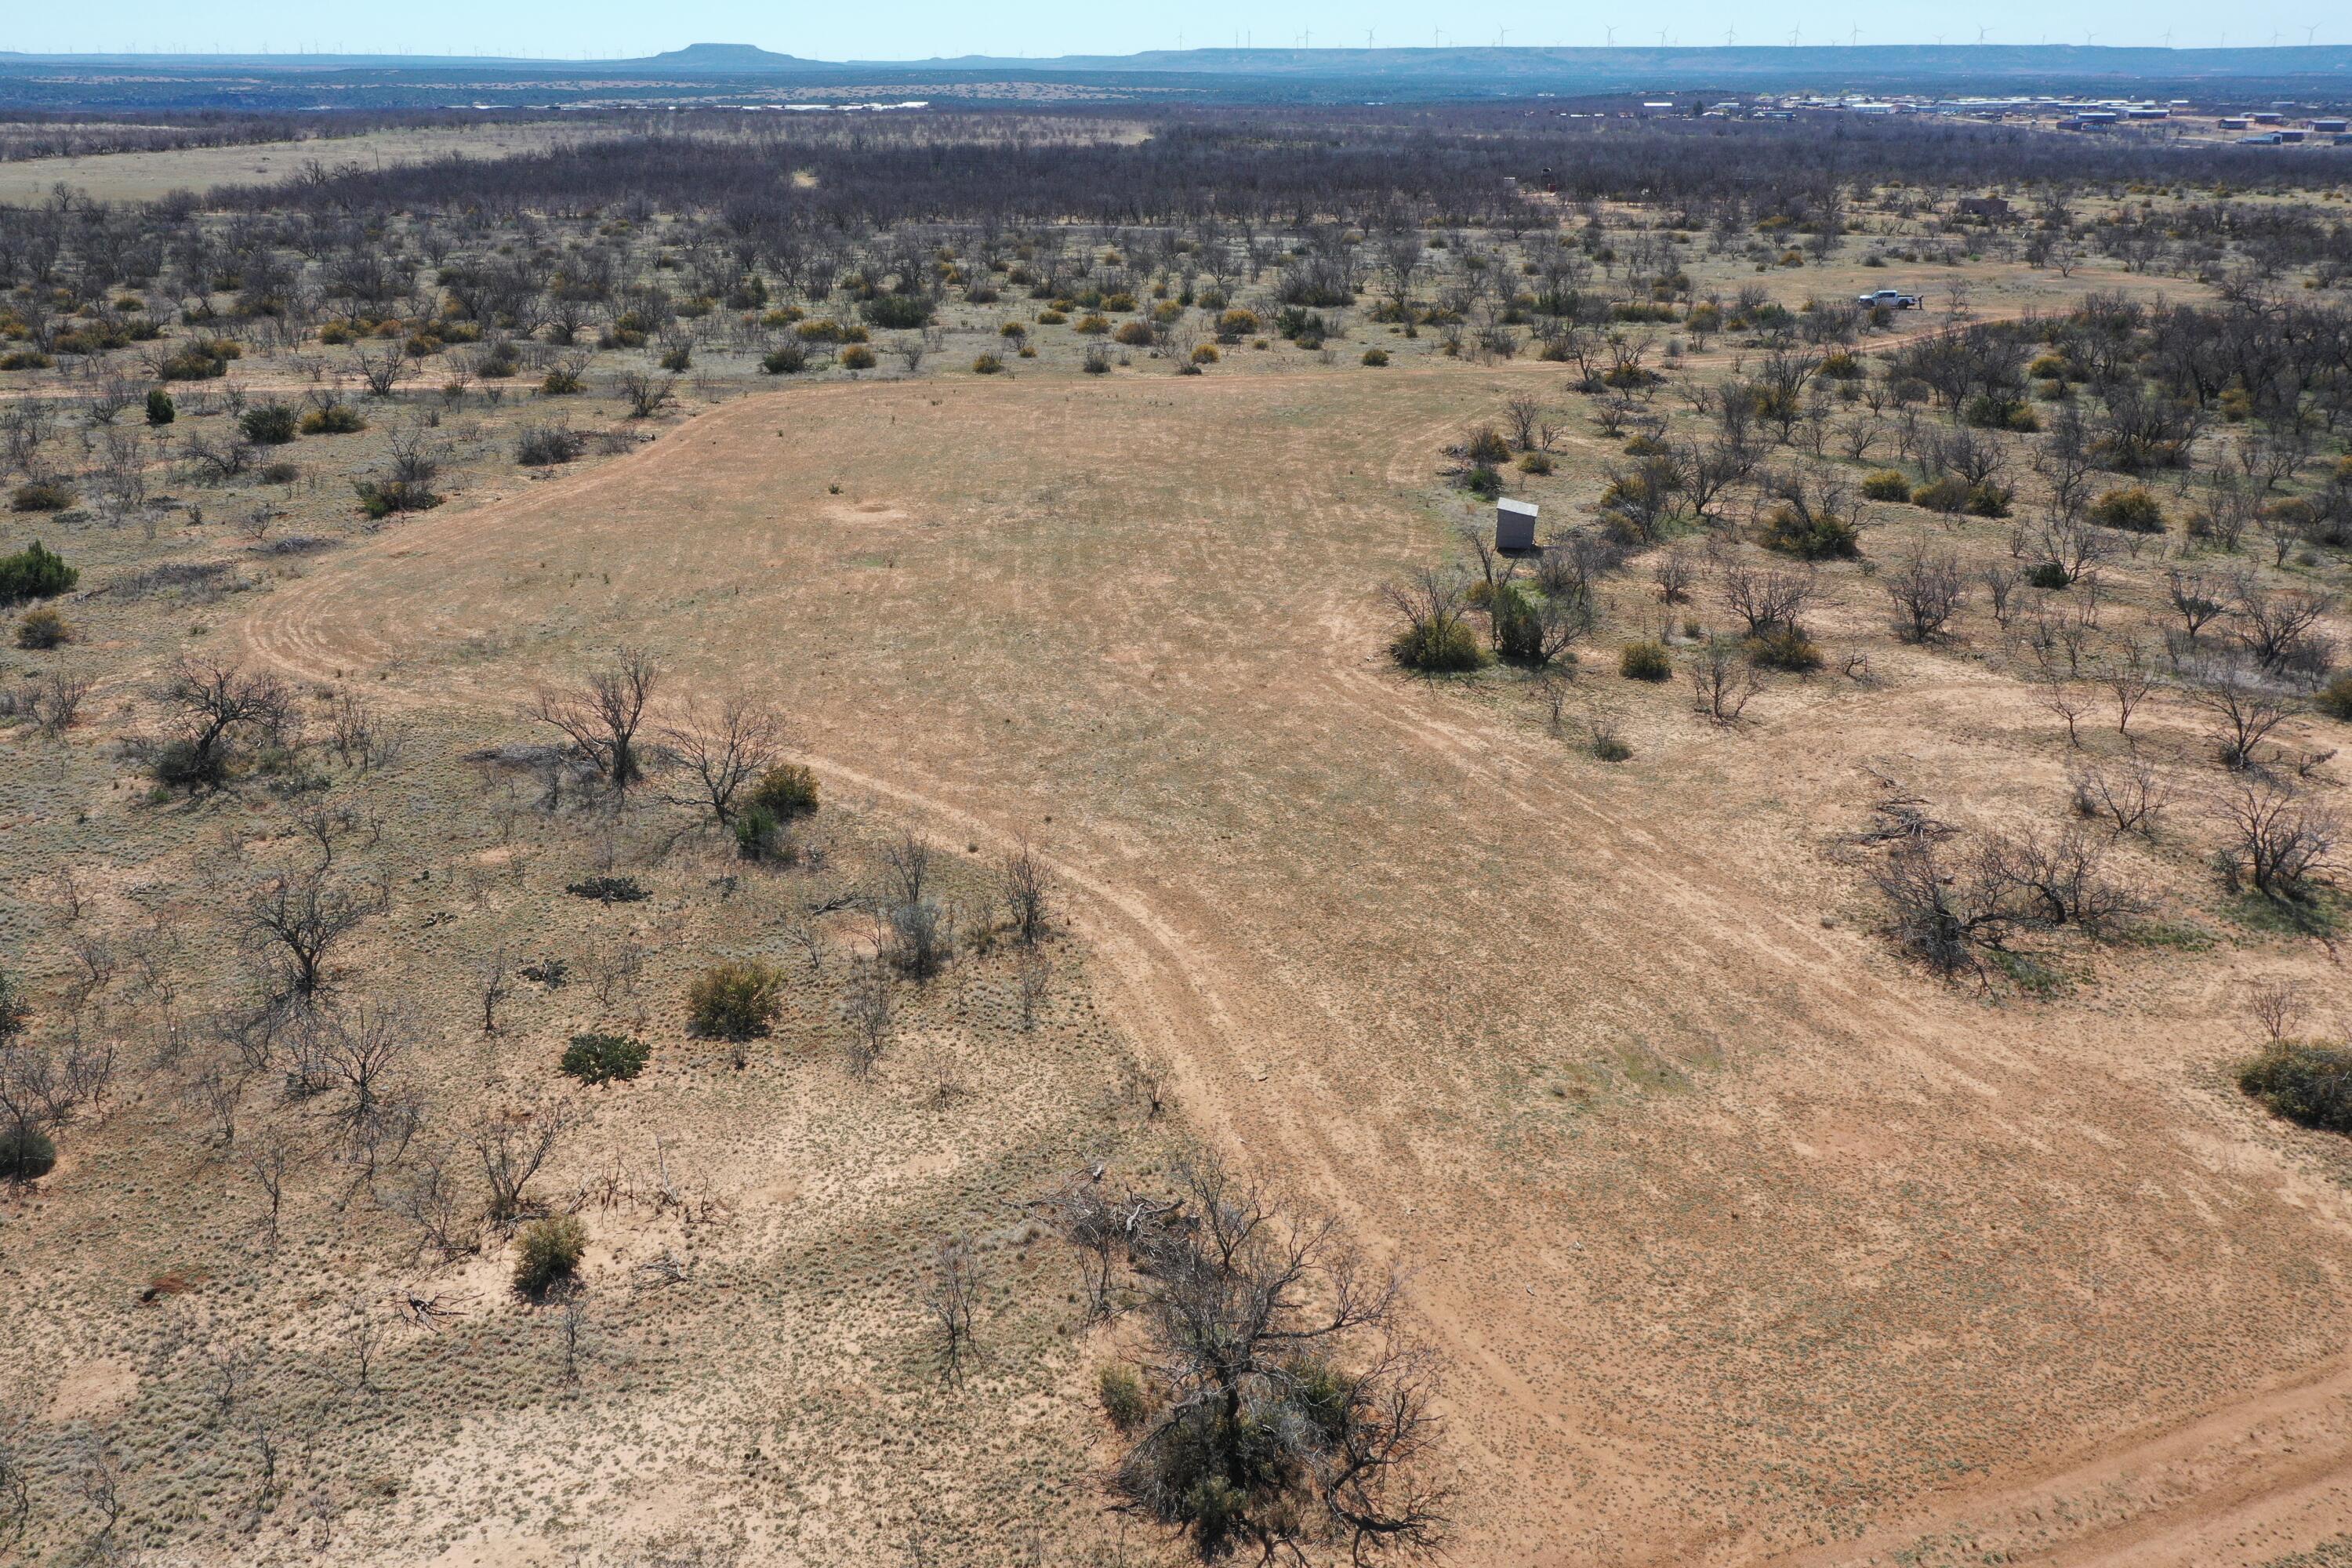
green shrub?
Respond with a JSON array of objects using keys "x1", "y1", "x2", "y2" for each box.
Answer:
[
  {"x1": 971, "y1": 353, "x2": 1005, "y2": 375},
  {"x1": 260, "y1": 461, "x2": 300, "y2": 485},
  {"x1": 687, "y1": 961, "x2": 784, "y2": 1040},
  {"x1": 0, "y1": 1126, "x2": 56, "y2": 1181},
  {"x1": 157, "y1": 341, "x2": 233, "y2": 380},
  {"x1": 145, "y1": 388, "x2": 176, "y2": 425},
  {"x1": 840, "y1": 343, "x2": 877, "y2": 370},
  {"x1": 1463, "y1": 426, "x2": 1511, "y2": 465},
  {"x1": 353, "y1": 479, "x2": 441, "y2": 519},
  {"x1": 2318, "y1": 674, "x2": 2352, "y2": 723},
  {"x1": 1391, "y1": 618, "x2": 1484, "y2": 673},
  {"x1": 1462, "y1": 463, "x2": 1503, "y2": 500},
  {"x1": 1517, "y1": 450, "x2": 1553, "y2": 474},
  {"x1": 1360, "y1": 347, "x2": 1389, "y2": 366},
  {"x1": 1759, "y1": 506, "x2": 1860, "y2": 561},
  {"x1": 1491, "y1": 583, "x2": 1545, "y2": 663},
  {"x1": 513, "y1": 1214, "x2": 587, "y2": 1298},
  {"x1": 2240, "y1": 1040, "x2": 2352, "y2": 1136},
  {"x1": 2025, "y1": 561, "x2": 2073, "y2": 590},
  {"x1": 1965, "y1": 483, "x2": 2012, "y2": 519},
  {"x1": 16, "y1": 605, "x2": 70, "y2": 648},
  {"x1": 0, "y1": 541, "x2": 78, "y2": 604},
  {"x1": 1861, "y1": 470, "x2": 1912, "y2": 502},
  {"x1": 9, "y1": 480, "x2": 74, "y2": 513},
  {"x1": 1908, "y1": 474, "x2": 1972, "y2": 513},
  {"x1": 744, "y1": 764, "x2": 819, "y2": 822},
  {"x1": 2088, "y1": 485, "x2": 2165, "y2": 532},
  {"x1": 1745, "y1": 629, "x2": 1823, "y2": 672},
  {"x1": 1097, "y1": 1363, "x2": 1152, "y2": 1431},
  {"x1": 239, "y1": 403, "x2": 299, "y2": 445},
  {"x1": 539, "y1": 365, "x2": 584, "y2": 395},
  {"x1": 760, "y1": 343, "x2": 808, "y2": 375},
  {"x1": 561, "y1": 1032, "x2": 649, "y2": 1085},
  {"x1": 299, "y1": 401, "x2": 365, "y2": 435},
  {"x1": 862, "y1": 294, "x2": 932, "y2": 329},
  {"x1": 1590, "y1": 731, "x2": 1633, "y2": 762},
  {"x1": 1620, "y1": 641, "x2": 1672, "y2": 681}
]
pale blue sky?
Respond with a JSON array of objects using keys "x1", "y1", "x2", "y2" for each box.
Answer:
[{"x1": 10, "y1": 1, "x2": 2333, "y2": 60}]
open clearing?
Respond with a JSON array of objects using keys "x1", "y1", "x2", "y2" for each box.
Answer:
[
  {"x1": 219, "y1": 363, "x2": 2352, "y2": 1565},
  {"x1": 0, "y1": 122, "x2": 589, "y2": 204}
]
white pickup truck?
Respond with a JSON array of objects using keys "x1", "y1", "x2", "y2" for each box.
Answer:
[{"x1": 1856, "y1": 288, "x2": 1923, "y2": 309}]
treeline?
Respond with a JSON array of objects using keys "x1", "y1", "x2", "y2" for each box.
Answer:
[{"x1": 196, "y1": 107, "x2": 2345, "y2": 232}]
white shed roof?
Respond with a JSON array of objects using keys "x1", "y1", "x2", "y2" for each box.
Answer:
[{"x1": 1497, "y1": 498, "x2": 1539, "y2": 517}]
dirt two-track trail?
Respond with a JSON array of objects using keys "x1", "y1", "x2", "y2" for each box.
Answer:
[{"x1": 238, "y1": 366, "x2": 2352, "y2": 1566}]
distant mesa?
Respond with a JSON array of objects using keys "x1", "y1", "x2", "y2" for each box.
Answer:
[{"x1": 637, "y1": 43, "x2": 814, "y2": 71}]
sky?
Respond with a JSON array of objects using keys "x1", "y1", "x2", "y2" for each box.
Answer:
[{"x1": 9, "y1": 1, "x2": 2337, "y2": 60}]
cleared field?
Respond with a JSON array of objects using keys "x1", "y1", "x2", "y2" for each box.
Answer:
[
  {"x1": 0, "y1": 122, "x2": 588, "y2": 204},
  {"x1": 227, "y1": 364, "x2": 2352, "y2": 1565}
]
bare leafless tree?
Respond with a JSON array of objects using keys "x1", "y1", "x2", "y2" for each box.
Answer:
[
  {"x1": 473, "y1": 1102, "x2": 569, "y2": 1228},
  {"x1": 2247, "y1": 979, "x2": 2308, "y2": 1047},
  {"x1": 843, "y1": 956, "x2": 895, "y2": 1076},
  {"x1": 1883, "y1": 552, "x2": 1966, "y2": 643},
  {"x1": 923, "y1": 1236, "x2": 983, "y2": 1384},
  {"x1": 384, "y1": 1145, "x2": 479, "y2": 1261},
  {"x1": 1720, "y1": 562, "x2": 1818, "y2": 638},
  {"x1": 476, "y1": 942, "x2": 514, "y2": 1034},
  {"x1": 241, "y1": 866, "x2": 377, "y2": 999},
  {"x1": 530, "y1": 647, "x2": 660, "y2": 796},
  {"x1": 353, "y1": 339, "x2": 414, "y2": 397},
  {"x1": 659, "y1": 697, "x2": 783, "y2": 827},
  {"x1": 319, "y1": 999, "x2": 408, "y2": 1123},
  {"x1": 1001, "y1": 836, "x2": 1051, "y2": 946},
  {"x1": 246, "y1": 1130, "x2": 295, "y2": 1248},
  {"x1": 2218, "y1": 781, "x2": 2341, "y2": 902},
  {"x1": 2191, "y1": 670, "x2": 2292, "y2": 769},
  {"x1": 2072, "y1": 760, "x2": 2170, "y2": 840},
  {"x1": 153, "y1": 658, "x2": 294, "y2": 787},
  {"x1": 1690, "y1": 639, "x2": 1762, "y2": 724}
]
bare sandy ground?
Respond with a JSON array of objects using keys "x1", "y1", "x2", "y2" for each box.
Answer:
[{"x1": 230, "y1": 364, "x2": 2352, "y2": 1566}]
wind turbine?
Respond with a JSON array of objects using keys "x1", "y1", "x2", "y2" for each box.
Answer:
[
  {"x1": 1725, "y1": 26, "x2": 1737, "y2": 44},
  {"x1": 1605, "y1": 25, "x2": 1616, "y2": 45},
  {"x1": 1657, "y1": 27, "x2": 1668, "y2": 45},
  {"x1": 1789, "y1": 24, "x2": 1802, "y2": 45},
  {"x1": 1850, "y1": 24, "x2": 1861, "y2": 45},
  {"x1": 1976, "y1": 25, "x2": 1990, "y2": 42},
  {"x1": 2305, "y1": 24, "x2": 2318, "y2": 43}
]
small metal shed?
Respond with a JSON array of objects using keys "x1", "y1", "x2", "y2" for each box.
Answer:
[{"x1": 1495, "y1": 497, "x2": 1539, "y2": 553}]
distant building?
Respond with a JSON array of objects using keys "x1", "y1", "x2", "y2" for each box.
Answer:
[
  {"x1": 2310, "y1": 118, "x2": 2349, "y2": 133},
  {"x1": 1957, "y1": 196, "x2": 2012, "y2": 221}
]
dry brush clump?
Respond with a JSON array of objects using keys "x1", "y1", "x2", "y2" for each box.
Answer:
[
  {"x1": 1873, "y1": 818, "x2": 2147, "y2": 984},
  {"x1": 1042, "y1": 1158, "x2": 1447, "y2": 1564}
]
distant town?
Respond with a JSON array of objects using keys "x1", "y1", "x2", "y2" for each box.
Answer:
[{"x1": 1652, "y1": 93, "x2": 2352, "y2": 145}]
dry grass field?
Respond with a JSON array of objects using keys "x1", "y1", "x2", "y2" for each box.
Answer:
[
  {"x1": 4, "y1": 113, "x2": 2352, "y2": 1568},
  {"x1": 0, "y1": 122, "x2": 592, "y2": 205},
  {"x1": 183, "y1": 355, "x2": 2352, "y2": 1568}
]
